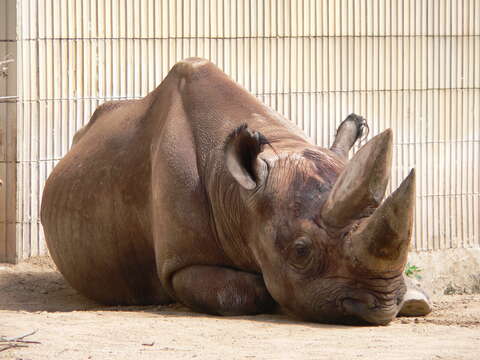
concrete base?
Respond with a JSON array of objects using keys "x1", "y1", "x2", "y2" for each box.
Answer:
[{"x1": 408, "y1": 247, "x2": 480, "y2": 295}]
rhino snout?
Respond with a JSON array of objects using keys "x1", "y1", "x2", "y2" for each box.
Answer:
[{"x1": 341, "y1": 296, "x2": 399, "y2": 325}]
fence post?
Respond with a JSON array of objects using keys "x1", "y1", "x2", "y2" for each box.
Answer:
[{"x1": 0, "y1": 0, "x2": 18, "y2": 263}]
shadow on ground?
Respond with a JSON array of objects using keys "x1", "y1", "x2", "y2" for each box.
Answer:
[
  {"x1": 0, "y1": 269, "x2": 99, "y2": 312},
  {"x1": 0, "y1": 261, "x2": 354, "y2": 330}
]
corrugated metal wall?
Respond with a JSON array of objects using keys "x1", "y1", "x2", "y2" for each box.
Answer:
[{"x1": 2, "y1": 0, "x2": 479, "y2": 262}]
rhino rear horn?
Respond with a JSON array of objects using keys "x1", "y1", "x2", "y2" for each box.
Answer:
[
  {"x1": 321, "y1": 129, "x2": 393, "y2": 228},
  {"x1": 349, "y1": 169, "x2": 416, "y2": 272},
  {"x1": 225, "y1": 124, "x2": 269, "y2": 190}
]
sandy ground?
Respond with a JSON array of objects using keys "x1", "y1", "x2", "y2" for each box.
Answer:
[{"x1": 0, "y1": 257, "x2": 479, "y2": 360}]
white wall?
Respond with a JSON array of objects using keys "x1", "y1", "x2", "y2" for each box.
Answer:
[{"x1": 3, "y1": 0, "x2": 479, "y2": 262}]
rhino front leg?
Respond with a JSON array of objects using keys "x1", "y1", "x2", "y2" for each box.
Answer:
[
  {"x1": 330, "y1": 113, "x2": 368, "y2": 159},
  {"x1": 398, "y1": 276, "x2": 433, "y2": 317},
  {"x1": 172, "y1": 266, "x2": 275, "y2": 316}
]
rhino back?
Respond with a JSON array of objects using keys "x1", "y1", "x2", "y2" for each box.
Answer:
[{"x1": 41, "y1": 98, "x2": 171, "y2": 305}]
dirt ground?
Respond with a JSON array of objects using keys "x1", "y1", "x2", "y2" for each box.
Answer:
[{"x1": 0, "y1": 257, "x2": 479, "y2": 360}]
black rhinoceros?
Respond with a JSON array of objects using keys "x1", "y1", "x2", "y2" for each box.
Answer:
[{"x1": 41, "y1": 58, "x2": 431, "y2": 325}]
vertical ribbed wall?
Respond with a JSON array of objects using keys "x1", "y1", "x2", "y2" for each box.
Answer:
[{"x1": 8, "y1": 0, "x2": 480, "y2": 261}]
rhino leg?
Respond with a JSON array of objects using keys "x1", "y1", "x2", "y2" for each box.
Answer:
[
  {"x1": 172, "y1": 265, "x2": 275, "y2": 316},
  {"x1": 398, "y1": 276, "x2": 433, "y2": 317},
  {"x1": 330, "y1": 113, "x2": 368, "y2": 159}
]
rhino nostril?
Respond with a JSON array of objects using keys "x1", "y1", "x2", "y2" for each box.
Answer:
[
  {"x1": 368, "y1": 301, "x2": 378, "y2": 310},
  {"x1": 342, "y1": 298, "x2": 368, "y2": 315},
  {"x1": 343, "y1": 293, "x2": 377, "y2": 310}
]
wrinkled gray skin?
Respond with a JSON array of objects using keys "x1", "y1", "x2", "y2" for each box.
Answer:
[{"x1": 41, "y1": 58, "x2": 431, "y2": 325}]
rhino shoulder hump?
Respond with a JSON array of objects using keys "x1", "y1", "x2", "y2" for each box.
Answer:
[{"x1": 170, "y1": 57, "x2": 215, "y2": 79}]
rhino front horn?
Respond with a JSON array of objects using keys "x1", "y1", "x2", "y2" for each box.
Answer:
[
  {"x1": 321, "y1": 129, "x2": 393, "y2": 228},
  {"x1": 349, "y1": 169, "x2": 416, "y2": 273}
]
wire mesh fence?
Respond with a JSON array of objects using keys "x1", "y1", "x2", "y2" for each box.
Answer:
[{"x1": 1, "y1": 0, "x2": 479, "y2": 261}]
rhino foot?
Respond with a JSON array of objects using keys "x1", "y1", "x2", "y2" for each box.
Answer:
[{"x1": 398, "y1": 286, "x2": 433, "y2": 317}]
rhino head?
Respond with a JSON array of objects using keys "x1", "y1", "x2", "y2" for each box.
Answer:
[{"x1": 223, "y1": 120, "x2": 414, "y2": 325}]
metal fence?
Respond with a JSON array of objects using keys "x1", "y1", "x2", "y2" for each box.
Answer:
[{"x1": 1, "y1": 0, "x2": 479, "y2": 262}]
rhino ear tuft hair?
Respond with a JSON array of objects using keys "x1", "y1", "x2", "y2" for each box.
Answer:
[{"x1": 224, "y1": 124, "x2": 269, "y2": 190}]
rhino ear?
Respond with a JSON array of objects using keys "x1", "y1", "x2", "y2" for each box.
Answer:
[{"x1": 224, "y1": 124, "x2": 269, "y2": 190}]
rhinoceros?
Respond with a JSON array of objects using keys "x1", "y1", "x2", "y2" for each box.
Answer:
[{"x1": 41, "y1": 58, "x2": 431, "y2": 325}]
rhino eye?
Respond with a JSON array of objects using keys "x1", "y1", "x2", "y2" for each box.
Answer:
[
  {"x1": 288, "y1": 237, "x2": 313, "y2": 270},
  {"x1": 294, "y1": 241, "x2": 310, "y2": 257}
]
